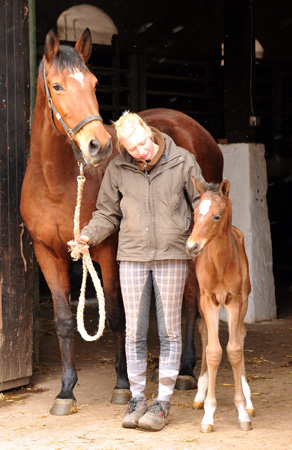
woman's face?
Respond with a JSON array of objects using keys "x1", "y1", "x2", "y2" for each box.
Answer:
[{"x1": 121, "y1": 125, "x2": 158, "y2": 160}]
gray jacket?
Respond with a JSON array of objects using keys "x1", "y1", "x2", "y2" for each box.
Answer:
[{"x1": 81, "y1": 133, "x2": 205, "y2": 261}]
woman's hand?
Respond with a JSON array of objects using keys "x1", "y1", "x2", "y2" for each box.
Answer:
[{"x1": 79, "y1": 235, "x2": 89, "y2": 253}]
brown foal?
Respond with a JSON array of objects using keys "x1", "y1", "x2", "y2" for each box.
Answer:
[{"x1": 186, "y1": 178, "x2": 255, "y2": 432}]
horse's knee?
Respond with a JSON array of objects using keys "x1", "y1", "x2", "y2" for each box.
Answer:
[
  {"x1": 226, "y1": 342, "x2": 243, "y2": 366},
  {"x1": 104, "y1": 292, "x2": 125, "y2": 332},
  {"x1": 55, "y1": 315, "x2": 74, "y2": 339},
  {"x1": 206, "y1": 344, "x2": 222, "y2": 367}
]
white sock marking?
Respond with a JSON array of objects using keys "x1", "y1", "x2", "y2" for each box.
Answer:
[
  {"x1": 194, "y1": 371, "x2": 208, "y2": 403},
  {"x1": 242, "y1": 375, "x2": 254, "y2": 411}
]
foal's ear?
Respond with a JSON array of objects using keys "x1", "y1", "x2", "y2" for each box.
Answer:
[
  {"x1": 192, "y1": 177, "x2": 208, "y2": 196},
  {"x1": 219, "y1": 178, "x2": 230, "y2": 198},
  {"x1": 75, "y1": 28, "x2": 92, "y2": 63}
]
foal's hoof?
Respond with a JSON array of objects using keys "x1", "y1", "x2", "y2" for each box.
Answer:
[
  {"x1": 201, "y1": 423, "x2": 214, "y2": 433},
  {"x1": 50, "y1": 398, "x2": 77, "y2": 415},
  {"x1": 247, "y1": 408, "x2": 255, "y2": 417},
  {"x1": 175, "y1": 375, "x2": 197, "y2": 390},
  {"x1": 192, "y1": 400, "x2": 204, "y2": 410},
  {"x1": 110, "y1": 388, "x2": 131, "y2": 405},
  {"x1": 239, "y1": 421, "x2": 252, "y2": 431}
]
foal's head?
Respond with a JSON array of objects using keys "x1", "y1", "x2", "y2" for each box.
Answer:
[
  {"x1": 186, "y1": 178, "x2": 231, "y2": 257},
  {"x1": 41, "y1": 28, "x2": 112, "y2": 167}
]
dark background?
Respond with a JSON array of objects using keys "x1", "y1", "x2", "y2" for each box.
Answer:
[{"x1": 35, "y1": 0, "x2": 292, "y2": 315}]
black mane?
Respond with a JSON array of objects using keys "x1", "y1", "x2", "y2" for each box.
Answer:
[
  {"x1": 39, "y1": 45, "x2": 88, "y2": 75},
  {"x1": 207, "y1": 182, "x2": 221, "y2": 192}
]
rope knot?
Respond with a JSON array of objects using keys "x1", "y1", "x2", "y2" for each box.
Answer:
[{"x1": 67, "y1": 239, "x2": 83, "y2": 261}]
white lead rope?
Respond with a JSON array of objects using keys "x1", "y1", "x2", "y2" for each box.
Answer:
[{"x1": 67, "y1": 165, "x2": 106, "y2": 341}]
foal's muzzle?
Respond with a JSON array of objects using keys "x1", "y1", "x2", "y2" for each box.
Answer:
[{"x1": 186, "y1": 240, "x2": 201, "y2": 257}]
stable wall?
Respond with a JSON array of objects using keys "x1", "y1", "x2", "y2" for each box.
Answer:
[{"x1": 219, "y1": 143, "x2": 277, "y2": 323}]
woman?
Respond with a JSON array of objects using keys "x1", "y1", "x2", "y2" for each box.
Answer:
[{"x1": 79, "y1": 111, "x2": 206, "y2": 431}]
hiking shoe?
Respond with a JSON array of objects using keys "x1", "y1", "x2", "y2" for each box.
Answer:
[
  {"x1": 138, "y1": 400, "x2": 171, "y2": 431},
  {"x1": 122, "y1": 396, "x2": 148, "y2": 428}
]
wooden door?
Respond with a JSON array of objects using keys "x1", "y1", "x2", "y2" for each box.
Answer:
[{"x1": 0, "y1": 0, "x2": 33, "y2": 391}]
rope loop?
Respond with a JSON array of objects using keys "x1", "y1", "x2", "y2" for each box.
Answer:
[{"x1": 67, "y1": 169, "x2": 106, "y2": 341}]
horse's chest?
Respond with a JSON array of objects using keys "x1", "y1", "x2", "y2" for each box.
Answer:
[{"x1": 197, "y1": 258, "x2": 241, "y2": 304}]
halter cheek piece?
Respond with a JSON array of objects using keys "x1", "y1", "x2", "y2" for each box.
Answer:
[{"x1": 43, "y1": 68, "x2": 103, "y2": 165}]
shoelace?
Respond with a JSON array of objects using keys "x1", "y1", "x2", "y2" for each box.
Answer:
[
  {"x1": 149, "y1": 401, "x2": 166, "y2": 416},
  {"x1": 128, "y1": 397, "x2": 144, "y2": 413}
]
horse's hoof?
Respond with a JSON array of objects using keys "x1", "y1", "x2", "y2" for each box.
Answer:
[
  {"x1": 239, "y1": 421, "x2": 252, "y2": 431},
  {"x1": 247, "y1": 408, "x2": 255, "y2": 417},
  {"x1": 192, "y1": 401, "x2": 204, "y2": 410},
  {"x1": 110, "y1": 388, "x2": 131, "y2": 405},
  {"x1": 175, "y1": 375, "x2": 197, "y2": 390},
  {"x1": 50, "y1": 398, "x2": 77, "y2": 415},
  {"x1": 201, "y1": 423, "x2": 213, "y2": 433}
]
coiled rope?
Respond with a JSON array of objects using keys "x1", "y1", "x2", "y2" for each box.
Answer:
[{"x1": 67, "y1": 165, "x2": 106, "y2": 341}]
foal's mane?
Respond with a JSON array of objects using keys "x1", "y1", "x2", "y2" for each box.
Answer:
[{"x1": 206, "y1": 182, "x2": 220, "y2": 193}]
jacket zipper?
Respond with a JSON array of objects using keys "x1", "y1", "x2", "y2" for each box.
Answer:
[{"x1": 145, "y1": 171, "x2": 151, "y2": 184}]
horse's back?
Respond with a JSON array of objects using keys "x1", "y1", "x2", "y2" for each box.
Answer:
[{"x1": 138, "y1": 108, "x2": 223, "y2": 183}]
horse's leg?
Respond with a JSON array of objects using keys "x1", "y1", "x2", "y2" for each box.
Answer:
[
  {"x1": 199, "y1": 296, "x2": 222, "y2": 433},
  {"x1": 241, "y1": 357, "x2": 255, "y2": 417},
  {"x1": 97, "y1": 246, "x2": 130, "y2": 404},
  {"x1": 34, "y1": 242, "x2": 77, "y2": 415},
  {"x1": 193, "y1": 316, "x2": 208, "y2": 409},
  {"x1": 176, "y1": 261, "x2": 198, "y2": 390},
  {"x1": 225, "y1": 298, "x2": 252, "y2": 431}
]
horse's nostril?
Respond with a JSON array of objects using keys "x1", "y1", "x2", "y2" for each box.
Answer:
[
  {"x1": 186, "y1": 241, "x2": 199, "y2": 256},
  {"x1": 88, "y1": 139, "x2": 101, "y2": 156}
]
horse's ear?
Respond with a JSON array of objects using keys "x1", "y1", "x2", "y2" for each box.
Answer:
[
  {"x1": 219, "y1": 178, "x2": 230, "y2": 198},
  {"x1": 192, "y1": 177, "x2": 208, "y2": 196},
  {"x1": 75, "y1": 28, "x2": 92, "y2": 63},
  {"x1": 44, "y1": 29, "x2": 60, "y2": 64}
]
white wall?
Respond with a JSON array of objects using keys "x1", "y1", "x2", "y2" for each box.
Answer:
[{"x1": 219, "y1": 143, "x2": 277, "y2": 323}]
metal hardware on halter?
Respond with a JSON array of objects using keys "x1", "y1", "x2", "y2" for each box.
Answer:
[{"x1": 43, "y1": 67, "x2": 103, "y2": 165}]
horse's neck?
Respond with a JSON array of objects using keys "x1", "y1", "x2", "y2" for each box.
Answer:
[{"x1": 30, "y1": 90, "x2": 77, "y2": 194}]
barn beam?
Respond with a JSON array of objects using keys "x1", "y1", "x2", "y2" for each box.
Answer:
[{"x1": 223, "y1": 0, "x2": 257, "y2": 142}]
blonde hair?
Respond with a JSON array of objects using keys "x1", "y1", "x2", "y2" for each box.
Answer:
[{"x1": 114, "y1": 111, "x2": 152, "y2": 152}]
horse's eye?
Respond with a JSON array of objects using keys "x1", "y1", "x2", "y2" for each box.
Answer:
[
  {"x1": 53, "y1": 83, "x2": 64, "y2": 92},
  {"x1": 214, "y1": 215, "x2": 221, "y2": 221}
]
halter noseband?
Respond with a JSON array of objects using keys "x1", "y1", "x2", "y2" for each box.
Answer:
[{"x1": 43, "y1": 68, "x2": 103, "y2": 165}]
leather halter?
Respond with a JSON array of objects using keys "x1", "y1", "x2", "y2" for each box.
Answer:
[{"x1": 43, "y1": 68, "x2": 103, "y2": 165}]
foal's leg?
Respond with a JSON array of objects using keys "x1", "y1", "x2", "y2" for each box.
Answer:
[
  {"x1": 199, "y1": 297, "x2": 222, "y2": 433},
  {"x1": 241, "y1": 358, "x2": 255, "y2": 417},
  {"x1": 34, "y1": 242, "x2": 77, "y2": 415},
  {"x1": 225, "y1": 300, "x2": 252, "y2": 431},
  {"x1": 238, "y1": 297, "x2": 255, "y2": 417},
  {"x1": 193, "y1": 316, "x2": 208, "y2": 409}
]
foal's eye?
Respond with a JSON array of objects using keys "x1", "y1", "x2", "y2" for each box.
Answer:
[
  {"x1": 53, "y1": 83, "x2": 64, "y2": 92},
  {"x1": 214, "y1": 215, "x2": 221, "y2": 221}
]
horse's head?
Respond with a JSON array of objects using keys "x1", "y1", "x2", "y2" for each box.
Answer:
[
  {"x1": 186, "y1": 178, "x2": 231, "y2": 257},
  {"x1": 42, "y1": 28, "x2": 112, "y2": 167}
]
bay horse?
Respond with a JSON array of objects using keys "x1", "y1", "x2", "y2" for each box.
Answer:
[
  {"x1": 20, "y1": 28, "x2": 223, "y2": 415},
  {"x1": 186, "y1": 179, "x2": 255, "y2": 432}
]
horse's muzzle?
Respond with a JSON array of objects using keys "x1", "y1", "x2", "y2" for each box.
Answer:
[
  {"x1": 86, "y1": 136, "x2": 112, "y2": 166},
  {"x1": 186, "y1": 240, "x2": 201, "y2": 257}
]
